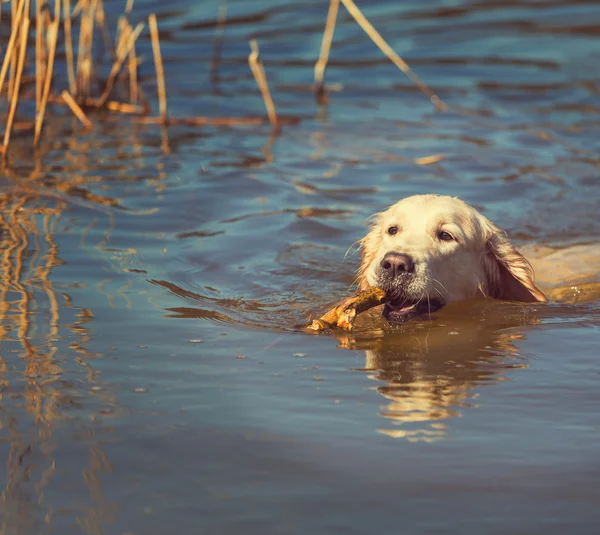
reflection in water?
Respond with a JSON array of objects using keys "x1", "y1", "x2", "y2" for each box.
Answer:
[
  {"x1": 0, "y1": 186, "x2": 115, "y2": 533},
  {"x1": 334, "y1": 300, "x2": 539, "y2": 442}
]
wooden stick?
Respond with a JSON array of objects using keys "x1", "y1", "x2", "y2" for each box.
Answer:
[
  {"x1": 3, "y1": 17, "x2": 30, "y2": 154},
  {"x1": 307, "y1": 287, "x2": 386, "y2": 331},
  {"x1": 339, "y1": 0, "x2": 446, "y2": 112},
  {"x1": 0, "y1": 0, "x2": 27, "y2": 99},
  {"x1": 248, "y1": 40, "x2": 279, "y2": 133},
  {"x1": 34, "y1": 5, "x2": 60, "y2": 146},
  {"x1": 61, "y1": 90, "x2": 93, "y2": 128},
  {"x1": 314, "y1": 0, "x2": 339, "y2": 101},
  {"x1": 149, "y1": 14, "x2": 167, "y2": 123}
]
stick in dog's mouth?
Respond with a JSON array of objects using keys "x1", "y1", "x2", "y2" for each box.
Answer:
[
  {"x1": 308, "y1": 289, "x2": 445, "y2": 332},
  {"x1": 307, "y1": 287, "x2": 386, "y2": 332}
]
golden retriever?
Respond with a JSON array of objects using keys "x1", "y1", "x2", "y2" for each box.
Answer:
[{"x1": 356, "y1": 194, "x2": 547, "y2": 321}]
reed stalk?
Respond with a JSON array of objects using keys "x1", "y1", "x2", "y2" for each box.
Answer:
[
  {"x1": 339, "y1": 0, "x2": 446, "y2": 111},
  {"x1": 314, "y1": 0, "x2": 339, "y2": 102},
  {"x1": 63, "y1": 0, "x2": 76, "y2": 94},
  {"x1": 104, "y1": 100, "x2": 144, "y2": 114},
  {"x1": 0, "y1": 0, "x2": 444, "y2": 154},
  {"x1": 127, "y1": 30, "x2": 138, "y2": 103},
  {"x1": 96, "y1": 0, "x2": 115, "y2": 61},
  {"x1": 35, "y1": 0, "x2": 45, "y2": 112},
  {"x1": 75, "y1": 0, "x2": 96, "y2": 99},
  {"x1": 248, "y1": 40, "x2": 279, "y2": 133},
  {"x1": 61, "y1": 90, "x2": 92, "y2": 128},
  {"x1": 94, "y1": 21, "x2": 143, "y2": 106},
  {"x1": 3, "y1": 17, "x2": 30, "y2": 154},
  {"x1": 0, "y1": 0, "x2": 27, "y2": 99},
  {"x1": 149, "y1": 14, "x2": 167, "y2": 123},
  {"x1": 34, "y1": 2, "x2": 60, "y2": 146}
]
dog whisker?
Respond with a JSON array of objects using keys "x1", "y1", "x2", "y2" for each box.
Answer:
[
  {"x1": 431, "y1": 284, "x2": 445, "y2": 300},
  {"x1": 432, "y1": 278, "x2": 449, "y2": 296},
  {"x1": 477, "y1": 281, "x2": 488, "y2": 298}
]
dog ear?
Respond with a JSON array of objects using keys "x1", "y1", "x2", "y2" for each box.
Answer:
[
  {"x1": 356, "y1": 223, "x2": 382, "y2": 291},
  {"x1": 484, "y1": 223, "x2": 547, "y2": 303}
]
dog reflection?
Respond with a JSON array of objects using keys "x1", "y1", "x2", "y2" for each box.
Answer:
[{"x1": 336, "y1": 300, "x2": 538, "y2": 442}]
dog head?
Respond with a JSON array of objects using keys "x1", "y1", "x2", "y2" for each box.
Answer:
[{"x1": 357, "y1": 194, "x2": 546, "y2": 320}]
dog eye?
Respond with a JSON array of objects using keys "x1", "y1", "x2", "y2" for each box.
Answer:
[
  {"x1": 438, "y1": 230, "x2": 454, "y2": 241},
  {"x1": 387, "y1": 225, "x2": 399, "y2": 236}
]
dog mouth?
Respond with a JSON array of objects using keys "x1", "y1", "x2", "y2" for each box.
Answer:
[
  {"x1": 382, "y1": 295, "x2": 444, "y2": 322},
  {"x1": 377, "y1": 268, "x2": 444, "y2": 322}
]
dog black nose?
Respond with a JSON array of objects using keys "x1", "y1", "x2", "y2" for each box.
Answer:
[{"x1": 380, "y1": 252, "x2": 414, "y2": 275}]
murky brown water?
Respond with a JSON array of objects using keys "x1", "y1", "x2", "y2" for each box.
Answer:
[{"x1": 1, "y1": 0, "x2": 600, "y2": 533}]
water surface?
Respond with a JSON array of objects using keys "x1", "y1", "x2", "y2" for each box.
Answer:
[{"x1": 1, "y1": 0, "x2": 599, "y2": 533}]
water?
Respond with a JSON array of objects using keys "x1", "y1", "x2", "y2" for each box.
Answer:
[{"x1": 1, "y1": 0, "x2": 599, "y2": 533}]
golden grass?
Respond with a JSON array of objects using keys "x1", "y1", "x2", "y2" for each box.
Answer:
[{"x1": 0, "y1": 0, "x2": 445, "y2": 156}]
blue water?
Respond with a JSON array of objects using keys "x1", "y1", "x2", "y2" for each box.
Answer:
[{"x1": 1, "y1": 0, "x2": 599, "y2": 533}]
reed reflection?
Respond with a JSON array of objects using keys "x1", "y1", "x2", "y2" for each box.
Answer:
[
  {"x1": 337, "y1": 300, "x2": 536, "y2": 442},
  {"x1": 0, "y1": 187, "x2": 116, "y2": 533}
]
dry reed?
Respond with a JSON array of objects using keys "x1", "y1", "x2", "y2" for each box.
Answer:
[
  {"x1": 35, "y1": 0, "x2": 44, "y2": 112},
  {"x1": 2, "y1": 16, "x2": 29, "y2": 154},
  {"x1": 0, "y1": 0, "x2": 445, "y2": 154},
  {"x1": 248, "y1": 40, "x2": 279, "y2": 133},
  {"x1": 415, "y1": 154, "x2": 445, "y2": 165},
  {"x1": 34, "y1": 0, "x2": 60, "y2": 146},
  {"x1": 104, "y1": 100, "x2": 145, "y2": 114},
  {"x1": 94, "y1": 20, "x2": 144, "y2": 107},
  {"x1": 63, "y1": 0, "x2": 76, "y2": 94},
  {"x1": 75, "y1": 0, "x2": 95, "y2": 100},
  {"x1": 0, "y1": 0, "x2": 27, "y2": 99},
  {"x1": 128, "y1": 26, "x2": 139, "y2": 103},
  {"x1": 149, "y1": 14, "x2": 167, "y2": 123},
  {"x1": 61, "y1": 89, "x2": 92, "y2": 128},
  {"x1": 314, "y1": 0, "x2": 339, "y2": 103},
  {"x1": 338, "y1": 0, "x2": 446, "y2": 111},
  {"x1": 133, "y1": 115, "x2": 300, "y2": 127}
]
